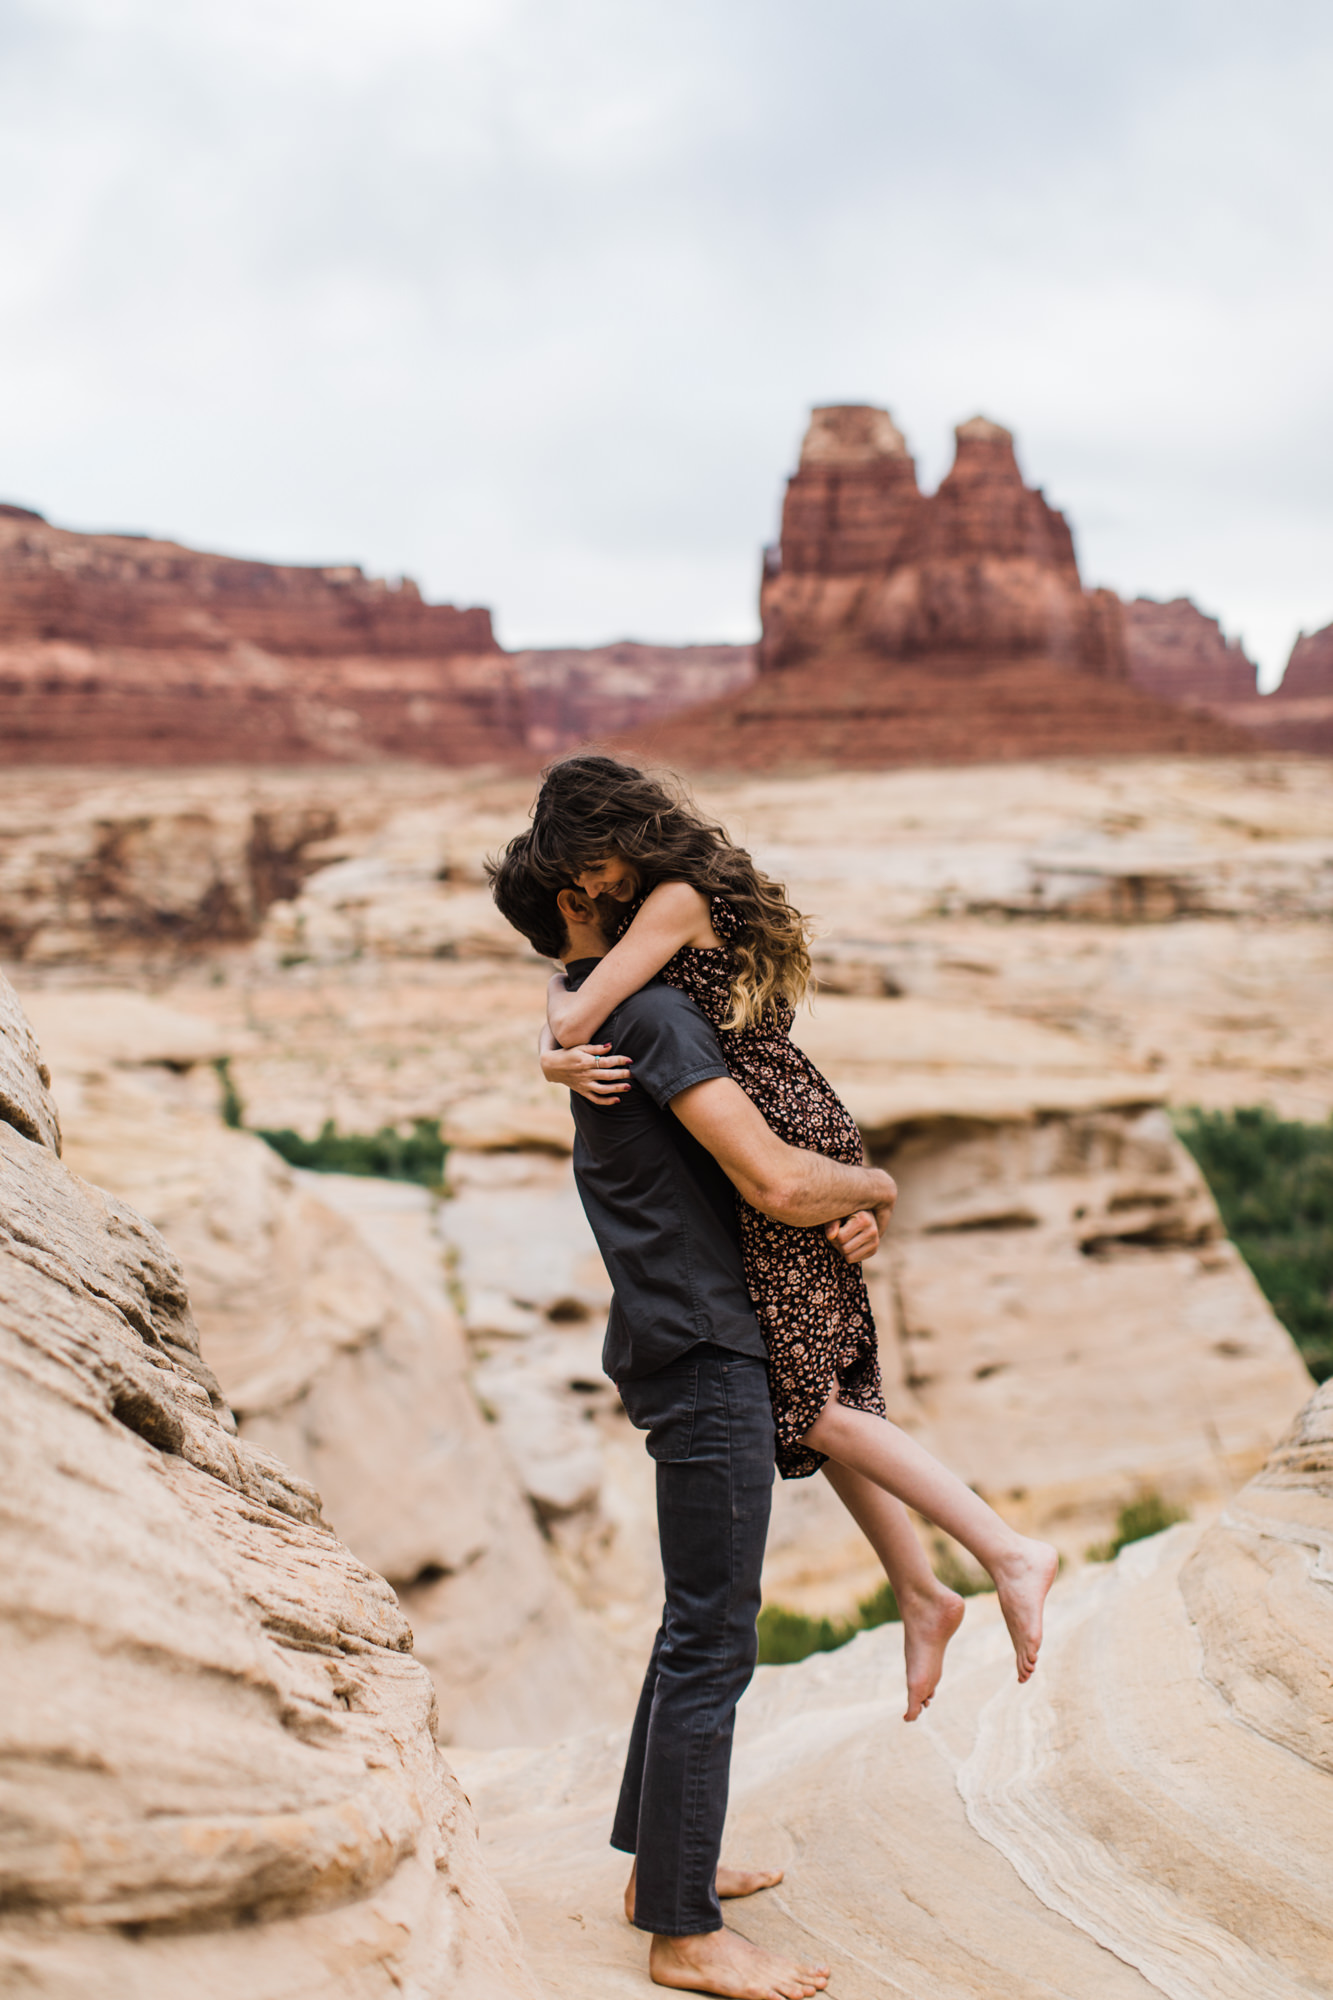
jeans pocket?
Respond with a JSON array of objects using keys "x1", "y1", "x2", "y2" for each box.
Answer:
[{"x1": 619, "y1": 1357, "x2": 700, "y2": 1463}]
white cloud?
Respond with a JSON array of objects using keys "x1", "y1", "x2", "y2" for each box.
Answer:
[{"x1": 0, "y1": 0, "x2": 1328, "y2": 679}]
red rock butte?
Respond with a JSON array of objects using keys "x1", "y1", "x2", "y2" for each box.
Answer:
[
  {"x1": 625, "y1": 407, "x2": 1257, "y2": 770},
  {"x1": 0, "y1": 503, "x2": 520, "y2": 765}
]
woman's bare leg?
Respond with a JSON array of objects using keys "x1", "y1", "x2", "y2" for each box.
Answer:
[
  {"x1": 806, "y1": 1402, "x2": 1058, "y2": 1681},
  {"x1": 822, "y1": 1463, "x2": 965, "y2": 1719}
]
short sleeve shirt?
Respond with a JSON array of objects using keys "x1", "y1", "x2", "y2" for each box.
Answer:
[{"x1": 563, "y1": 960, "x2": 768, "y2": 1383}]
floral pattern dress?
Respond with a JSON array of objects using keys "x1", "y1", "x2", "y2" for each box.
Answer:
[{"x1": 657, "y1": 896, "x2": 887, "y2": 1478}]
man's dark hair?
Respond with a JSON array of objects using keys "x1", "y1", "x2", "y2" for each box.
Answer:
[{"x1": 486, "y1": 831, "x2": 569, "y2": 960}]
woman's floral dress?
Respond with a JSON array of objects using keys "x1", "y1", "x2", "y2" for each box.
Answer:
[{"x1": 657, "y1": 896, "x2": 887, "y2": 1478}]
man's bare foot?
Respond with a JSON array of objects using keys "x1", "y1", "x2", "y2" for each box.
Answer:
[
  {"x1": 900, "y1": 1586, "x2": 966, "y2": 1720},
  {"x1": 991, "y1": 1536, "x2": 1059, "y2": 1681},
  {"x1": 625, "y1": 1860, "x2": 784, "y2": 1924},
  {"x1": 650, "y1": 1925, "x2": 829, "y2": 1998}
]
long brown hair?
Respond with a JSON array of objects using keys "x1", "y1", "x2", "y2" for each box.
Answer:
[{"x1": 528, "y1": 755, "x2": 812, "y2": 1031}]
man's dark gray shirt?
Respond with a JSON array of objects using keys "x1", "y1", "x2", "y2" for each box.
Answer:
[{"x1": 563, "y1": 958, "x2": 767, "y2": 1383}]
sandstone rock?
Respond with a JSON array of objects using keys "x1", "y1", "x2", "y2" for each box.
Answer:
[
  {"x1": 458, "y1": 1383, "x2": 1333, "y2": 2000},
  {"x1": 626, "y1": 649, "x2": 1258, "y2": 771},
  {"x1": 0, "y1": 507, "x2": 522, "y2": 766},
  {"x1": 0, "y1": 768, "x2": 359, "y2": 961},
  {"x1": 1120, "y1": 598, "x2": 1333, "y2": 759},
  {"x1": 1123, "y1": 596, "x2": 1260, "y2": 707},
  {"x1": 626, "y1": 407, "x2": 1260, "y2": 770},
  {"x1": 511, "y1": 641, "x2": 756, "y2": 753},
  {"x1": 1278, "y1": 618, "x2": 1333, "y2": 704},
  {"x1": 957, "y1": 1393, "x2": 1333, "y2": 1995},
  {"x1": 7, "y1": 759, "x2": 1329, "y2": 1631},
  {"x1": 760, "y1": 408, "x2": 1126, "y2": 677},
  {"x1": 784, "y1": 995, "x2": 1314, "y2": 1555},
  {"x1": 22, "y1": 989, "x2": 617, "y2": 1749},
  {"x1": 0, "y1": 965, "x2": 61, "y2": 1151},
  {"x1": 1239, "y1": 619, "x2": 1333, "y2": 755},
  {"x1": 0, "y1": 503, "x2": 761, "y2": 769},
  {"x1": 0, "y1": 968, "x2": 541, "y2": 1997}
]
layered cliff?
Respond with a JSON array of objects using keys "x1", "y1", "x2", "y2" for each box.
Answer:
[
  {"x1": 0, "y1": 504, "x2": 761, "y2": 765},
  {"x1": 0, "y1": 505, "x2": 523, "y2": 765}
]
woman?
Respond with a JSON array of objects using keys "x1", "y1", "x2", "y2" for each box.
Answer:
[{"x1": 530, "y1": 754, "x2": 1057, "y2": 1715}]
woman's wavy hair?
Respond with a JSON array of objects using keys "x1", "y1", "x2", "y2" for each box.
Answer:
[{"x1": 527, "y1": 754, "x2": 812, "y2": 1031}]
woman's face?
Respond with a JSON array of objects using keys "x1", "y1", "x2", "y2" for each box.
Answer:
[{"x1": 574, "y1": 853, "x2": 640, "y2": 903}]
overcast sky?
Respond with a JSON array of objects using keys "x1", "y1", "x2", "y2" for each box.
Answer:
[{"x1": 1, "y1": 0, "x2": 1329, "y2": 681}]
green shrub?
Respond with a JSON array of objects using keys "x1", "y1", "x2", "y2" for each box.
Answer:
[
  {"x1": 1176, "y1": 1107, "x2": 1333, "y2": 1382},
  {"x1": 1086, "y1": 1490, "x2": 1187, "y2": 1563},
  {"x1": 214, "y1": 1058, "x2": 245, "y2": 1130},
  {"x1": 756, "y1": 1604, "x2": 858, "y2": 1665},
  {"x1": 755, "y1": 1534, "x2": 1004, "y2": 1666},
  {"x1": 255, "y1": 1117, "x2": 448, "y2": 1187}
]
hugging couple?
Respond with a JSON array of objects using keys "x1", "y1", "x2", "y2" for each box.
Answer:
[{"x1": 489, "y1": 755, "x2": 1057, "y2": 2000}]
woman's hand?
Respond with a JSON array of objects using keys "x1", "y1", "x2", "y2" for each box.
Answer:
[
  {"x1": 825, "y1": 1210, "x2": 881, "y2": 1264},
  {"x1": 541, "y1": 1041, "x2": 633, "y2": 1104}
]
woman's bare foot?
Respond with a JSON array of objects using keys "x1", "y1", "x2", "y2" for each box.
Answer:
[
  {"x1": 900, "y1": 1586, "x2": 966, "y2": 1720},
  {"x1": 626, "y1": 1860, "x2": 784, "y2": 1924},
  {"x1": 650, "y1": 1926, "x2": 829, "y2": 1998},
  {"x1": 991, "y1": 1536, "x2": 1059, "y2": 1681}
]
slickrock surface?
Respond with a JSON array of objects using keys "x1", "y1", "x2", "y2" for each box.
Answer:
[
  {"x1": 456, "y1": 1383, "x2": 1333, "y2": 2000},
  {"x1": 21, "y1": 986, "x2": 616, "y2": 1749},
  {"x1": 0, "y1": 970, "x2": 541, "y2": 1998}
]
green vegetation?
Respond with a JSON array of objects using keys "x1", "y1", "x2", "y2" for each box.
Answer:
[
  {"x1": 1086, "y1": 1491, "x2": 1188, "y2": 1563},
  {"x1": 756, "y1": 1582, "x2": 901, "y2": 1666},
  {"x1": 757, "y1": 1546, "x2": 994, "y2": 1666},
  {"x1": 212, "y1": 1058, "x2": 446, "y2": 1186},
  {"x1": 254, "y1": 1117, "x2": 448, "y2": 1188},
  {"x1": 214, "y1": 1058, "x2": 244, "y2": 1130},
  {"x1": 1176, "y1": 1107, "x2": 1333, "y2": 1383}
]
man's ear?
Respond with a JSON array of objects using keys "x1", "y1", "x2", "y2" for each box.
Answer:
[{"x1": 556, "y1": 885, "x2": 598, "y2": 926}]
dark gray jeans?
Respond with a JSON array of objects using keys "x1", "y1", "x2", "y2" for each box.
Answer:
[{"x1": 611, "y1": 1344, "x2": 775, "y2": 1936}]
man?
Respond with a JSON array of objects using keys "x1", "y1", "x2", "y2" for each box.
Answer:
[{"x1": 489, "y1": 839, "x2": 897, "y2": 2000}]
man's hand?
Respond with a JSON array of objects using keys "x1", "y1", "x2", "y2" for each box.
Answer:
[{"x1": 826, "y1": 1210, "x2": 880, "y2": 1263}]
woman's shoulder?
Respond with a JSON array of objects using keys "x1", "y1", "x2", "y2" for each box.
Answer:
[{"x1": 642, "y1": 879, "x2": 712, "y2": 919}]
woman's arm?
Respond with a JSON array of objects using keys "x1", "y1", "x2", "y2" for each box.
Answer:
[
  {"x1": 538, "y1": 1019, "x2": 633, "y2": 1104},
  {"x1": 547, "y1": 882, "x2": 718, "y2": 1048}
]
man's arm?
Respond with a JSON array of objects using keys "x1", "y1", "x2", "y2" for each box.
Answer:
[{"x1": 670, "y1": 1075, "x2": 896, "y2": 1230}]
